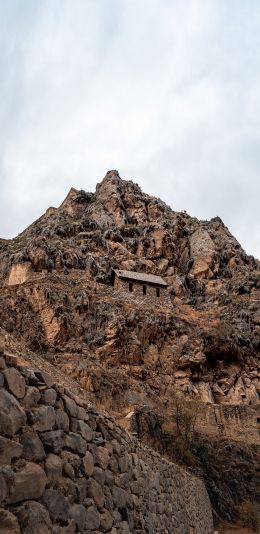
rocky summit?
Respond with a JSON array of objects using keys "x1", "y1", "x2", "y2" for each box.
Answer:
[{"x1": 0, "y1": 170, "x2": 259, "y2": 533}]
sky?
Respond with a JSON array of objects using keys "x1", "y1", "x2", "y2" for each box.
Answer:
[{"x1": 0, "y1": 0, "x2": 259, "y2": 259}]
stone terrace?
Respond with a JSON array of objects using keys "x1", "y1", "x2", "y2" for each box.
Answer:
[{"x1": 0, "y1": 351, "x2": 213, "y2": 533}]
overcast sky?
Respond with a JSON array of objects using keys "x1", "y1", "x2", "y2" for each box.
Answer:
[{"x1": 0, "y1": 1, "x2": 259, "y2": 258}]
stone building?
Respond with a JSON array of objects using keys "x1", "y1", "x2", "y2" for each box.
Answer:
[{"x1": 113, "y1": 269, "x2": 168, "y2": 300}]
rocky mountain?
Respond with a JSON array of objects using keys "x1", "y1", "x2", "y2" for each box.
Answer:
[{"x1": 0, "y1": 170, "x2": 259, "y2": 532}]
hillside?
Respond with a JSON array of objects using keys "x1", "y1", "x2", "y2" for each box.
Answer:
[{"x1": 0, "y1": 170, "x2": 259, "y2": 531}]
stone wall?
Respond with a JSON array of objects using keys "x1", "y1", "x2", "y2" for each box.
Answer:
[{"x1": 0, "y1": 352, "x2": 213, "y2": 533}]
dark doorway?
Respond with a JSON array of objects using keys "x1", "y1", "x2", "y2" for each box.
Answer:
[
  {"x1": 156, "y1": 288, "x2": 160, "y2": 297},
  {"x1": 129, "y1": 282, "x2": 133, "y2": 292},
  {"x1": 143, "y1": 285, "x2": 147, "y2": 295}
]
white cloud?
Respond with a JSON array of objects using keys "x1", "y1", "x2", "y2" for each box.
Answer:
[{"x1": 0, "y1": 0, "x2": 259, "y2": 258}]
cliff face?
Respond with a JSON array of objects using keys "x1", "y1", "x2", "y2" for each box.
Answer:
[{"x1": 0, "y1": 170, "x2": 259, "y2": 530}]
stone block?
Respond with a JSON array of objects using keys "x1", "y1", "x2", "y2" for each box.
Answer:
[
  {"x1": 85, "y1": 505, "x2": 100, "y2": 530},
  {"x1": 41, "y1": 488, "x2": 70, "y2": 523},
  {"x1": 15, "y1": 500, "x2": 52, "y2": 534},
  {"x1": 40, "y1": 429, "x2": 65, "y2": 453},
  {"x1": 100, "y1": 509, "x2": 113, "y2": 531},
  {"x1": 27, "y1": 405, "x2": 56, "y2": 432},
  {"x1": 70, "y1": 418, "x2": 93, "y2": 441},
  {"x1": 112, "y1": 486, "x2": 128, "y2": 508},
  {"x1": 0, "y1": 436, "x2": 23, "y2": 465},
  {"x1": 0, "y1": 508, "x2": 21, "y2": 534},
  {"x1": 64, "y1": 432, "x2": 87, "y2": 455},
  {"x1": 22, "y1": 386, "x2": 41, "y2": 409},
  {"x1": 8, "y1": 462, "x2": 47, "y2": 504},
  {"x1": 41, "y1": 388, "x2": 57, "y2": 406},
  {"x1": 3, "y1": 368, "x2": 26, "y2": 399},
  {"x1": 82, "y1": 451, "x2": 94, "y2": 476},
  {"x1": 0, "y1": 389, "x2": 26, "y2": 437},
  {"x1": 21, "y1": 432, "x2": 46, "y2": 461},
  {"x1": 62, "y1": 395, "x2": 79, "y2": 418},
  {"x1": 56, "y1": 408, "x2": 70, "y2": 432},
  {"x1": 87, "y1": 478, "x2": 104, "y2": 509},
  {"x1": 34, "y1": 370, "x2": 54, "y2": 387},
  {"x1": 95, "y1": 446, "x2": 110, "y2": 469},
  {"x1": 70, "y1": 504, "x2": 87, "y2": 532},
  {"x1": 45, "y1": 453, "x2": 63, "y2": 484}
]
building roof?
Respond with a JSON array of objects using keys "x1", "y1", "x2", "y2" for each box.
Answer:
[{"x1": 114, "y1": 269, "x2": 168, "y2": 286}]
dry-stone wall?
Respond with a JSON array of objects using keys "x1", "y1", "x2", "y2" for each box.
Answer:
[{"x1": 0, "y1": 352, "x2": 213, "y2": 533}]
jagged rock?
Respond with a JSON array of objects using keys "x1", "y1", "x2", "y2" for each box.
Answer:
[
  {"x1": 0, "y1": 389, "x2": 26, "y2": 437},
  {"x1": 8, "y1": 463, "x2": 47, "y2": 504}
]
